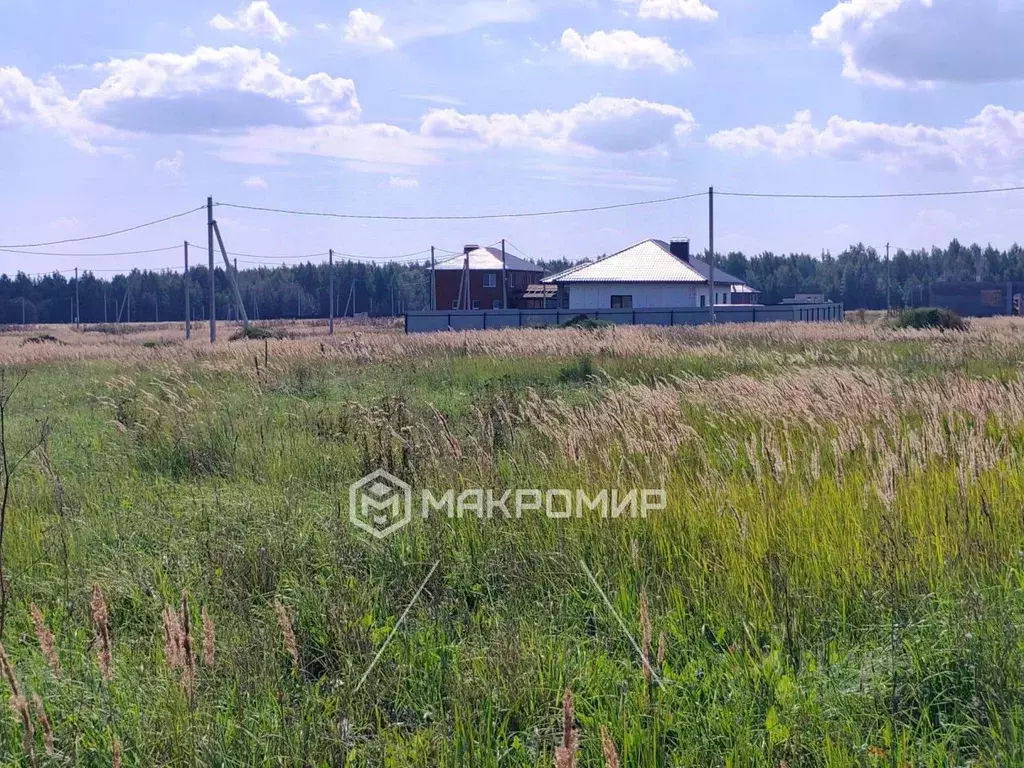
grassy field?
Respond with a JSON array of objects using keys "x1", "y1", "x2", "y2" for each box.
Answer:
[{"x1": 1, "y1": 317, "x2": 1023, "y2": 766}]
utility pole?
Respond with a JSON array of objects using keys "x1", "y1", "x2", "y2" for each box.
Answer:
[
  {"x1": 20, "y1": 297, "x2": 25, "y2": 325},
  {"x1": 208, "y1": 196, "x2": 216, "y2": 342},
  {"x1": 430, "y1": 246, "x2": 436, "y2": 311},
  {"x1": 103, "y1": 290, "x2": 107, "y2": 323},
  {"x1": 708, "y1": 186, "x2": 715, "y2": 325},
  {"x1": 213, "y1": 220, "x2": 249, "y2": 329},
  {"x1": 184, "y1": 241, "x2": 191, "y2": 340},
  {"x1": 886, "y1": 242, "x2": 891, "y2": 316},
  {"x1": 329, "y1": 249, "x2": 335, "y2": 335},
  {"x1": 233, "y1": 258, "x2": 239, "y2": 323},
  {"x1": 501, "y1": 239, "x2": 508, "y2": 310},
  {"x1": 74, "y1": 267, "x2": 79, "y2": 327}
]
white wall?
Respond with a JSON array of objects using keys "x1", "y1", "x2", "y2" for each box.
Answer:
[{"x1": 564, "y1": 283, "x2": 746, "y2": 309}]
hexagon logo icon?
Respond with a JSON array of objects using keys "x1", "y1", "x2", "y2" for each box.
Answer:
[{"x1": 349, "y1": 469, "x2": 413, "y2": 539}]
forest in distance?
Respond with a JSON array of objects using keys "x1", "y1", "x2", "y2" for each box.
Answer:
[{"x1": 2, "y1": 238, "x2": 1021, "y2": 324}]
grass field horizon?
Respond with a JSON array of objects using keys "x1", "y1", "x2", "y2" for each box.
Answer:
[{"x1": 0, "y1": 316, "x2": 1022, "y2": 765}]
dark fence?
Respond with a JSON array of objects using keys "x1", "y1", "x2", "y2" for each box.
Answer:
[{"x1": 404, "y1": 303, "x2": 844, "y2": 333}]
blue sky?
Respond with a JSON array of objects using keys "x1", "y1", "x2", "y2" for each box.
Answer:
[{"x1": 1, "y1": 0, "x2": 1023, "y2": 275}]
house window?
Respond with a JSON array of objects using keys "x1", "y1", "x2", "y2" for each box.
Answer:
[
  {"x1": 452, "y1": 300, "x2": 459, "y2": 309},
  {"x1": 610, "y1": 295, "x2": 633, "y2": 309},
  {"x1": 492, "y1": 300, "x2": 502, "y2": 309},
  {"x1": 483, "y1": 273, "x2": 497, "y2": 289},
  {"x1": 472, "y1": 300, "x2": 480, "y2": 310},
  {"x1": 721, "y1": 292, "x2": 729, "y2": 305},
  {"x1": 700, "y1": 295, "x2": 706, "y2": 307}
]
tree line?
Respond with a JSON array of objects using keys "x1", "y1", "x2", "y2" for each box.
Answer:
[{"x1": 1, "y1": 239, "x2": 1019, "y2": 324}]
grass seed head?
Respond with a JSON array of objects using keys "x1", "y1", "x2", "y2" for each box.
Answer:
[
  {"x1": 201, "y1": 605, "x2": 215, "y2": 667},
  {"x1": 0, "y1": 641, "x2": 20, "y2": 697},
  {"x1": 274, "y1": 598, "x2": 299, "y2": 672},
  {"x1": 32, "y1": 694, "x2": 54, "y2": 756},
  {"x1": 91, "y1": 584, "x2": 112, "y2": 681},
  {"x1": 601, "y1": 725, "x2": 620, "y2": 768},
  {"x1": 29, "y1": 603, "x2": 60, "y2": 675}
]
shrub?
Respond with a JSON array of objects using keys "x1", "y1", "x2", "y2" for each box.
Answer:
[
  {"x1": 561, "y1": 314, "x2": 611, "y2": 331},
  {"x1": 22, "y1": 334, "x2": 63, "y2": 345},
  {"x1": 891, "y1": 307, "x2": 968, "y2": 332},
  {"x1": 230, "y1": 325, "x2": 287, "y2": 341}
]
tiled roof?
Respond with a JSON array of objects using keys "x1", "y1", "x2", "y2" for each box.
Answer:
[
  {"x1": 434, "y1": 247, "x2": 540, "y2": 272},
  {"x1": 542, "y1": 239, "x2": 749, "y2": 286}
]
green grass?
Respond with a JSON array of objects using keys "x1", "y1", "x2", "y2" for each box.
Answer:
[{"x1": 1, "y1": 331, "x2": 1024, "y2": 765}]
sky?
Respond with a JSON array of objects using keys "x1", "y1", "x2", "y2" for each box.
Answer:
[{"x1": 1, "y1": 0, "x2": 1024, "y2": 275}]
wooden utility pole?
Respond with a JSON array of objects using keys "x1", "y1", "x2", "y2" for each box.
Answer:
[
  {"x1": 212, "y1": 220, "x2": 249, "y2": 329},
  {"x1": 74, "y1": 267, "x2": 79, "y2": 327},
  {"x1": 184, "y1": 241, "x2": 191, "y2": 340},
  {"x1": 103, "y1": 290, "x2": 107, "y2": 323},
  {"x1": 886, "y1": 242, "x2": 891, "y2": 316},
  {"x1": 708, "y1": 186, "x2": 715, "y2": 325},
  {"x1": 343, "y1": 282, "x2": 354, "y2": 317},
  {"x1": 329, "y1": 249, "x2": 335, "y2": 335},
  {"x1": 208, "y1": 196, "x2": 216, "y2": 342},
  {"x1": 430, "y1": 246, "x2": 436, "y2": 311},
  {"x1": 501, "y1": 239, "x2": 508, "y2": 309}
]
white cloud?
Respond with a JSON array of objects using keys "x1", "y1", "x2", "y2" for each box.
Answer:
[
  {"x1": 387, "y1": 176, "x2": 419, "y2": 189},
  {"x1": 530, "y1": 162, "x2": 677, "y2": 191},
  {"x1": 621, "y1": 0, "x2": 718, "y2": 22},
  {"x1": 405, "y1": 94, "x2": 464, "y2": 107},
  {"x1": 420, "y1": 95, "x2": 696, "y2": 156},
  {"x1": 395, "y1": 0, "x2": 537, "y2": 43},
  {"x1": 560, "y1": 29, "x2": 691, "y2": 72},
  {"x1": 242, "y1": 175, "x2": 268, "y2": 188},
  {"x1": 207, "y1": 122, "x2": 441, "y2": 168},
  {"x1": 155, "y1": 149, "x2": 184, "y2": 175},
  {"x1": 315, "y1": 23, "x2": 331, "y2": 31},
  {"x1": 0, "y1": 47, "x2": 444, "y2": 169},
  {"x1": 812, "y1": 0, "x2": 1024, "y2": 88},
  {"x1": 0, "y1": 46, "x2": 361, "y2": 153},
  {"x1": 210, "y1": 2, "x2": 295, "y2": 41},
  {"x1": 344, "y1": 9, "x2": 396, "y2": 50},
  {"x1": 708, "y1": 106, "x2": 1024, "y2": 173}
]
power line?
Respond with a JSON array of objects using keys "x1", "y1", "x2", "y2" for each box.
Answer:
[
  {"x1": 0, "y1": 245, "x2": 180, "y2": 257},
  {"x1": 0, "y1": 206, "x2": 206, "y2": 249},
  {"x1": 718, "y1": 185, "x2": 1024, "y2": 200},
  {"x1": 215, "y1": 192, "x2": 706, "y2": 222}
]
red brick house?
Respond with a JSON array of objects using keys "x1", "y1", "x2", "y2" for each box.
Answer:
[{"x1": 433, "y1": 245, "x2": 543, "y2": 310}]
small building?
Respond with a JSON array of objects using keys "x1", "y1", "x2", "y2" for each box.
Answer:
[
  {"x1": 781, "y1": 293, "x2": 826, "y2": 304},
  {"x1": 433, "y1": 245, "x2": 543, "y2": 310},
  {"x1": 542, "y1": 238, "x2": 757, "y2": 310},
  {"x1": 520, "y1": 283, "x2": 559, "y2": 309},
  {"x1": 929, "y1": 281, "x2": 1024, "y2": 317}
]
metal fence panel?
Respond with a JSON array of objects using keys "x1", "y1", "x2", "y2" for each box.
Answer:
[{"x1": 404, "y1": 304, "x2": 844, "y2": 333}]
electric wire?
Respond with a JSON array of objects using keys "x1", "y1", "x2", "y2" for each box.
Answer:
[
  {"x1": 0, "y1": 206, "x2": 205, "y2": 249},
  {"x1": 214, "y1": 192, "x2": 707, "y2": 221}
]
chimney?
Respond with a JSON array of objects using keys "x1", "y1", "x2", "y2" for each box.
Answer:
[
  {"x1": 670, "y1": 238, "x2": 690, "y2": 262},
  {"x1": 464, "y1": 244, "x2": 479, "y2": 255}
]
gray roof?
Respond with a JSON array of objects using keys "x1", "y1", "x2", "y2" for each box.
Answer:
[
  {"x1": 542, "y1": 239, "x2": 750, "y2": 286},
  {"x1": 434, "y1": 246, "x2": 541, "y2": 272}
]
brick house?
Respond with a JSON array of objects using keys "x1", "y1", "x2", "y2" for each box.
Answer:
[{"x1": 434, "y1": 245, "x2": 544, "y2": 310}]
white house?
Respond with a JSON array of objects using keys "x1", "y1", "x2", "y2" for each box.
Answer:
[{"x1": 542, "y1": 238, "x2": 758, "y2": 310}]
